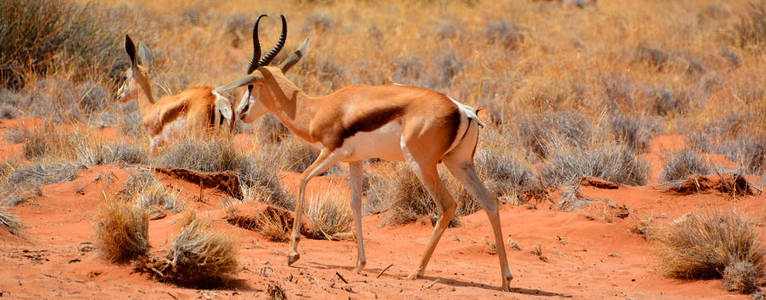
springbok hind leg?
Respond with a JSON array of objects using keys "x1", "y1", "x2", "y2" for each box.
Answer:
[
  {"x1": 287, "y1": 148, "x2": 344, "y2": 265},
  {"x1": 404, "y1": 159, "x2": 456, "y2": 280},
  {"x1": 444, "y1": 157, "x2": 512, "y2": 291}
]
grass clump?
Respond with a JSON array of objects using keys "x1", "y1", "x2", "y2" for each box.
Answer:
[
  {"x1": 306, "y1": 189, "x2": 352, "y2": 240},
  {"x1": 540, "y1": 143, "x2": 648, "y2": 188},
  {"x1": 658, "y1": 210, "x2": 764, "y2": 288},
  {"x1": 660, "y1": 149, "x2": 713, "y2": 183},
  {"x1": 119, "y1": 171, "x2": 183, "y2": 213},
  {"x1": 1, "y1": 161, "x2": 83, "y2": 206},
  {"x1": 154, "y1": 136, "x2": 241, "y2": 173},
  {"x1": 0, "y1": 207, "x2": 23, "y2": 236},
  {"x1": 225, "y1": 206, "x2": 293, "y2": 242},
  {"x1": 161, "y1": 213, "x2": 237, "y2": 285},
  {"x1": 156, "y1": 137, "x2": 293, "y2": 209},
  {"x1": 0, "y1": 0, "x2": 122, "y2": 88},
  {"x1": 95, "y1": 197, "x2": 149, "y2": 263}
]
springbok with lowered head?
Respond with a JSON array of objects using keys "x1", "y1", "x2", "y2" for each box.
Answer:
[
  {"x1": 216, "y1": 15, "x2": 513, "y2": 291},
  {"x1": 116, "y1": 35, "x2": 235, "y2": 153}
]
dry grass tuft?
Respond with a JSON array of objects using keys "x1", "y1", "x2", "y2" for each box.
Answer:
[
  {"x1": 225, "y1": 206, "x2": 293, "y2": 242},
  {"x1": 306, "y1": 189, "x2": 352, "y2": 240},
  {"x1": 658, "y1": 211, "x2": 764, "y2": 283},
  {"x1": 541, "y1": 143, "x2": 648, "y2": 188},
  {"x1": 136, "y1": 212, "x2": 237, "y2": 287},
  {"x1": 0, "y1": 206, "x2": 23, "y2": 236},
  {"x1": 119, "y1": 171, "x2": 183, "y2": 213},
  {"x1": 660, "y1": 149, "x2": 712, "y2": 183},
  {"x1": 1, "y1": 161, "x2": 83, "y2": 206},
  {"x1": 723, "y1": 260, "x2": 761, "y2": 294},
  {"x1": 95, "y1": 196, "x2": 149, "y2": 263},
  {"x1": 0, "y1": 0, "x2": 122, "y2": 89},
  {"x1": 154, "y1": 135, "x2": 241, "y2": 173},
  {"x1": 164, "y1": 216, "x2": 237, "y2": 284}
]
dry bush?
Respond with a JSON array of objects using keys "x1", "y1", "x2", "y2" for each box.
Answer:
[
  {"x1": 119, "y1": 171, "x2": 183, "y2": 213},
  {"x1": 660, "y1": 149, "x2": 713, "y2": 183},
  {"x1": 658, "y1": 211, "x2": 764, "y2": 283},
  {"x1": 365, "y1": 164, "x2": 436, "y2": 225},
  {"x1": 154, "y1": 135, "x2": 241, "y2": 173},
  {"x1": 22, "y1": 123, "x2": 146, "y2": 165},
  {"x1": 0, "y1": 0, "x2": 122, "y2": 89},
  {"x1": 555, "y1": 185, "x2": 591, "y2": 212},
  {"x1": 155, "y1": 136, "x2": 293, "y2": 208},
  {"x1": 605, "y1": 112, "x2": 658, "y2": 153},
  {"x1": 164, "y1": 216, "x2": 237, "y2": 284},
  {"x1": 0, "y1": 161, "x2": 83, "y2": 206},
  {"x1": 731, "y1": 2, "x2": 766, "y2": 51},
  {"x1": 95, "y1": 197, "x2": 149, "y2": 263},
  {"x1": 475, "y1": 147, "x2": 540, "y2": 195},
  {"x1": 237, "y1": 151, "x2": 295, "y2": 210},
  {"x1": 723, "y1": 260, "x2": 761, "y2": 294},
  {"x1": 0, "y1": 206, "x2": 23, "y2": 236},
  {"x1": 540, "y1": 143, "x2": 648, "y2": 188},
  {"x1": 306, "y1": 189, "x2": 352, "y2": 240},
  {"x1": 514, "y1": 112, "x2": 591, "y2": 159},
  {"x1": 365, "y1": 163, "x2": 464, "y2": 227},
  {"x1": 225, "y1": 206, "x2": 293, "y2": 242}
]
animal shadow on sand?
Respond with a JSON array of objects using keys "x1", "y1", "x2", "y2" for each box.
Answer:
[{"x1": 306, "y1": 262, "x2": 572, "y2": 297}]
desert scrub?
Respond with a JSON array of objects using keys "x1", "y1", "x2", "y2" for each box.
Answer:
[
  {"x1": 0, "y1": 206, "x2": 23, "y2": 236},
  {"x1": 154, "y1": 135, "x2": 241, "y2": 173},
  {"x1": 660, "y1": 149, "x2": 712, "y2": 183},
  {"x1": 540, "y1": 143, "x2": 648, "y2": 188},
  {"x1": 364, "y1": 163, "x2": 466, "y2": 226},
  {"x1": 306, "y1": 189, "x2": 352, "y2": 240},
  {"x1": 0, "y1": 161, "x2": 83, "y2": 206},
  {"x1": 119, "y1": 171, "x2": 183, "y2": 212},
  {"x1": 0, "y1": 0, "x2": 122, "y2": 88},
  {"x1": 165, "y1": 215, "x2": 237, "y2": 284},
  {"x1": 658, "y1": 211, "x2": 764, "y2": 290},
  {"x1": 95, "y1": 196, "x2": 149, "y2": 263}
]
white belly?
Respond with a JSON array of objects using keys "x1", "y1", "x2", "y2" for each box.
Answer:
[{"x1": 338, "y1": 121, "x2": 405, "y2": 162}]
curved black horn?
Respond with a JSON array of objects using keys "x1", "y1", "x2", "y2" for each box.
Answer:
[
  {"x1": 257, "y1": 14, "x2": 287, "y2": 67},
  {"x1": 247, "y1": 14, "x2": 268, "y2": 74}
]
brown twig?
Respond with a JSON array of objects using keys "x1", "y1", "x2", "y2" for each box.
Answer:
[
  {"x1": 335, "y1": 271, "x2": 348, "y2": 284},
  {"x1": 376, "y1": 264, "x2": 394, "y2": 278}
]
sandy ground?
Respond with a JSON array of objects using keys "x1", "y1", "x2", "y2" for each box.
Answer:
[{"x1": 1, "y1": 119, "x2": 764, "y2": 299}]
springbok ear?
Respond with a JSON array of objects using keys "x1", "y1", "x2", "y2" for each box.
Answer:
[
  {"x1": 137, "y1": 43, "x2": 151, "y2": 69},
  {"x1": 125, "y1": 35, "x2": 137, "y2": 65}
]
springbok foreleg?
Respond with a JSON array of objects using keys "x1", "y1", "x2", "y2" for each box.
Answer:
[
  {"x1": 348, "y1": 161, "x2": 366, "y2": 273},
  {"x1": 288, "y1": 148, "x2": 344, "y2": 265}
]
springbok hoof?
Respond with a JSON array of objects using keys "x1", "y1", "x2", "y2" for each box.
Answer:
[
  {"x1": 406, "y1": 271, "x2": 421, "y2": 280},
  {"x1": 287, "y1": 252, "x2": 300, "y2": 265}
]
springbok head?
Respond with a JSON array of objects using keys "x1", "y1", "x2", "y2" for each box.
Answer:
[
  {"x1": 116, "y1": 35, "x2": 153, "y2": 103},
  {"x1": 235, "y1": 14, "x2": 309, "y2": 123}
]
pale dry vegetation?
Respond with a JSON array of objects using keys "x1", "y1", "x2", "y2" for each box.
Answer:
[
  {"x1": 658, "y1": 211, "x2": 764, "y2": 294},
  {"x1": 95, "y1": 196, "x2": 149, "y2": 263},
  {"x1": 660, "y1": 149, "x2": 713, "y2": 183},
  {"x1": 137, "y1": 211, "x2": 237, "y2": 286},
  {"x1": 306, "y1": 189, "x2": 352, "y2": 240},
  {"x1": 0, "y1": 206, "x2": 23, "y2": 237}
]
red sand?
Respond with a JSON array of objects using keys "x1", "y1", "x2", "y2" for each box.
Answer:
[{"x1": 1, "y1": 122, "x2": 763, "y2": 299}]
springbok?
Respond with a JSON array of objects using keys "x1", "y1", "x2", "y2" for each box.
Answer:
[
  {"x1": 216, "y1": 16, "x2": 513, "y2": 291},
  {"x1": 116, "y1": 35, "x2": 235, "y2": 153}
]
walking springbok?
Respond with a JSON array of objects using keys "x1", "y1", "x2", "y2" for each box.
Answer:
[
  {"x1": 216, "y1": 16, "x2": 512, "y2": 291},
  {"x1": 116, "y1": 35, "x2": 235, "y2": 153}
]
